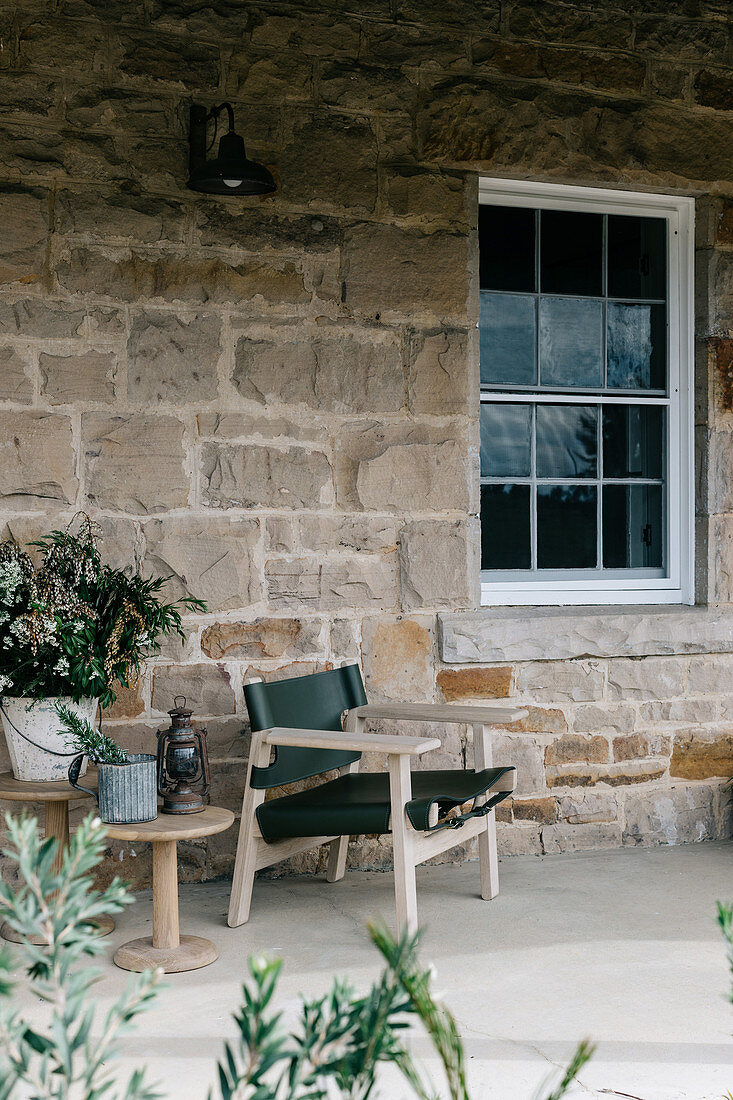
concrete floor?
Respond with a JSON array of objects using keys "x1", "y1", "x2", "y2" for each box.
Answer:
[{"x1": 10, "y1": 843, "x2": 733, "y2": 1098}]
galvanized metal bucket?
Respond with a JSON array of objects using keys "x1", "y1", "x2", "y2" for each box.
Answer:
[{"x1": 69, "y1": 753, "x2": 157, "y2": 824}]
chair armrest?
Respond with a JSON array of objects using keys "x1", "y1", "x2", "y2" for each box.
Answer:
[
  {"x1": 264, "y1": 726, "x2": 440, "y2": 756},
  {"x1": 348, "y1": 703, "x2": 528, "y2": 725}
]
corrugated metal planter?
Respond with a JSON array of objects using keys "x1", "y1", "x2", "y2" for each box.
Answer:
[
  {"x1": 69, "y1": 754, "x2": 157, "y2": 824},
  {"x1": 0, "y1": 696, "x2": 97, "y2": 782}
]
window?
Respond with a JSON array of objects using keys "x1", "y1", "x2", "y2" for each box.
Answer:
[{"x1": 478, "y1": 180, "x2": 694, "y2": 606}]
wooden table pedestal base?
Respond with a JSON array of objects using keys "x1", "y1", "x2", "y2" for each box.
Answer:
[
  {"x1": 114, "y1": 934, "x2": 218, "y2": 973},
  {"x1": 1, "y1": 913, "x2": 115, "y2": 945}
]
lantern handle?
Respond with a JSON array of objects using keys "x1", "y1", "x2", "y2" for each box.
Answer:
[{"x1": 173, "y1": 696, "x2": 187, "y2": 710}]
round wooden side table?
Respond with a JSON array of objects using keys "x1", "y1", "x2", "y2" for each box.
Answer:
[
  {"x1": 105, "y1": 806, "x2": 234, "y2": 974},
  {"x1": 0, "y1": 770, "x2": 114, "y2": 941}
]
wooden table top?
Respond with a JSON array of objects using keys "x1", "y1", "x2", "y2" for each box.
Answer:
[
  {"x1": 103, "y1": 805, "x2": 234, "y2": 843},
  {"x1": 0, "y1": 770, "x2": 98, "y2": 802}
]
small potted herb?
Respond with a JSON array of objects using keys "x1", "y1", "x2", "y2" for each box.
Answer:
[
  {"x1": 0, "y1": 514, "x2": 204, "y2": 782},
  {"x1": 58, "y1": 704, "x2": 157, "y2": 825}
]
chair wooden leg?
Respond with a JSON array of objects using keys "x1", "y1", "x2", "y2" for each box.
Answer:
[
  {"x1": 389, "y1": 754, "x2": 418, "y2": 935},
  {"x1": 228, "y1": 734, "x2": 268, "y2": 928},
  {"x1": 326, "y1": 758, "x2": 360, "y2": 883},
  {"x1": 474, "y1": 722, "x2": 500, "y2": 901}
]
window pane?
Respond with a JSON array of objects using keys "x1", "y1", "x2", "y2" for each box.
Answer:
[
  {"x1": 603, "y1": 485, "x2": 663, "y2": 568},
  {"x1": 480, "y1": 404, "x2": 532, "y2": 477},
  {"x1": 537, "y1": 405, "x2": 597, "y2": 478},
  {"x1": 481, "y1": 484, "x2": 531, "y2": 569},
  {"x1": 479, "y1": 205, "x2": 536, "y2": 292},
  {"x1": 480, "y1": 292, "x2": 536, "y2": 386},
  {"x1": 607, "y1": 302, "x2": 666, "y2": 390},
  {"x1": 538, "y1": 485, "x2": 597, "y2": 568},
  {"x1": 603, "y1": 406, "x2": 664, "y2": 479},
  {"x1": 540, "y1": 210, "x2": 603, "y2": 296},
  {"x1": 608, "y1": 215, "x2": 666, "y2": 301},
  {"x1": 539, "y1": 298, "x2": 603, "y2": 388}
]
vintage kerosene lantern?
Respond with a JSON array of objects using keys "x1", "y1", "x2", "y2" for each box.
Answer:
[{"x1": 156, "y1": 697, "x2": 210, "y2": 814}]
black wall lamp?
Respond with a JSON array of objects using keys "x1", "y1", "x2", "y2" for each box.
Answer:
[{"x1": 187, "y1": 102, "x2": 276, "y2": 196}]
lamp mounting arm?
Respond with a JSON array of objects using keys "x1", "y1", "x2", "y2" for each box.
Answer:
[{"x1": 188, "y1": 101, "x2": 236, "y2": 174}]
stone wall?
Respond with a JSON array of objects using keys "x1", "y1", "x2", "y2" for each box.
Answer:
[{"x1": 0, "y1": 0, "x2": 731, "y2": 888}]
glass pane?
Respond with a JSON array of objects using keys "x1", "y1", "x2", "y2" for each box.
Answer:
[
  {"x1": 540, "y1": 210, "x2": 603, "y2": 296},
  {"x1": 603, "y1": 406, "x2": 664, "y2": 479},
  {"x1": 480, "y1": 292, "x2": 536, "y2": 386},
  {"x1": 603, "y1": 485, "x2": 663, "y2": 568},
  {"x1": 479, "y1": 205, "x2": 536, "y2": 292},
  {"x1": 480, "y1": 404, "x2": 532, "y2": 477},
  {"x1": 539, "y1": 298, "x2": 603, "y2": 388},
  {"x1": 538, "y1": 485, "x2": 597, "y2": 569},
  {"x1": 536, "y1": 405, "x2": 597, "y2": 478},
  {"x1": 607, "y1": 302, "x2": 666, "y2": 390},
  {"x1": 481, "y1": 484, "x2": 531, "y2": 570},
  {"x1": 608, "y1": 215, "x2": 666, "y2": 301}
]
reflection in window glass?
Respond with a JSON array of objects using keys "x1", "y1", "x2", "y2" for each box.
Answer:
[
  {"x1": 480, "y1": 404, "x2": 532, "y2": 477},
  {"x1": 607, "y1": 303, "x2": 666, "y2": 390},
  {"x1": 539, "y1": 298, "x2": 603, "y2": 388},
  {"x1": 537, "y1": 485, "x2": 597, "y2": 569},
  {"x1": 480, "y1": 484, "x2": 531, "y2": 569},
  {"x1": 536, "y1": 405, "x2": 597, "y2": 479},
  {"x1": 540, "y1": 210, "x2": 603, "y2": 296},
  {"x1": 608, "y1": 215, "x2": 666, "y2": 301},
  {"x1": 603, "y1": 485, "x2": 663, "y2": 568},
  {"x1": 603, "y1": 406, "x2": 664, "y2": 479},
  {"x1": 479, "y1": 205, "x2": 536, "y2": 292},
  {"x1": 480, "y1": 293, "x2": 536, "y2": 386}
]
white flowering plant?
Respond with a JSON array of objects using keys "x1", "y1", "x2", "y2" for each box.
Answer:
[{"x1": 0, "y1": 514, "x2": 205, "y2": 709}]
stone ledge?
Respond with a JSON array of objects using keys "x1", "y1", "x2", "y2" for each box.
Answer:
[{"x1": 439, "y1": 606, "x2": 733, "y2": 664}]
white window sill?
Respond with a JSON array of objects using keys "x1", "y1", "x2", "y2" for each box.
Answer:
[{"x1": 439, "y1": 605, "x2": 733, "y2": 663}]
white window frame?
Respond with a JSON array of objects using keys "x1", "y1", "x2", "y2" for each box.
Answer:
[{"x1": 478, "y1": 178, "x2": 694, "y2": 607}]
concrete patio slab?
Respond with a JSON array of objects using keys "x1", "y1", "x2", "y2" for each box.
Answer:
[{"x1": 7, "y1": 843, "x2": 732, "y2": 1098}]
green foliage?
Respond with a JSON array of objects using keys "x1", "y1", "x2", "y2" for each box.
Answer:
[
  {"x1": 0, "y1": 812, "x2": 162, "y2": 1100},
  {"x1": 535, "y1": 1040, "x2": 595, "y2": 1100},
  {"x1": 55, "y1": 701, "x2": 128, "y2": 765},
  {"x1": 0, "y1": 513, "x2": 205, "y2": 708},
  {"x1": 718, "y1": 901, "x2": 733, "y2": 1004}
]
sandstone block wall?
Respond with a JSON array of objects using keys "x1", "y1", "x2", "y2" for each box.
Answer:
[{"x1": 0, "y1": 0, "x2": 730, "y2": 888}]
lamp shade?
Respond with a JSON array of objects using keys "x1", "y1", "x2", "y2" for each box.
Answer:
[{"x1": 187, "y1": 130, "x2": 276, "y2": 196}]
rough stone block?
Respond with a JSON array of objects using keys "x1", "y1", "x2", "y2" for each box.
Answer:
[
  {"x1": 82, "y1": 413, "x2": 188, "y2": 514},
  {"x1": 343, "y1": 223, "x2": 469, "y2": 321},
  {"x1": 496, "y1": 821, "x2": 543, "y2": 856},
  {"x1": 613, "y1": 733, "x2": 671, "y2": 762},
  {"x1": 407, "y1": 329, "x2": 473, "y2": 416},
  {"x1": 143, "y1": 516, "x2": 261, "y2": 612},
  {"x1": 557, "y1": 790, "x2": 618, "y2": 824},
  {"x1": 508, "y1": 2, "x2": 632, "y2": 47},
  {"x1": 638, "y1": 699, "x2": 719, "y2": 724},
  {"x1": 607, "y1": 657, "x2": 687, "y2": 701},
  {"x1": 0, "y1": 411, "x2": 76, "y2": 507},
  {"x1": 547, "y1": 762, "x2": 667, "y2": 789},
  {"x1": 493, "y1": 733, "x2": 545, "y2": 796},
  {"x1": 512, "y1": 796, "x2": 557, "y2": 824},
  {"x1": 54, "y1": 248, "x2": 307, "y2": 306},
  {"x1": 233, "y1": 325, "x2": 405, "y2": 415},
  {"x1": 330, "y1": 617, "x2": 362, "y2": 664},
  {"x1": 623, "y1": 783, "x2": 719, "y2": 846},
  {"x1": 197, "y1": 409, "x2": 328, "y2": 445},
  {"x1": 151, "y1": 663, "x2": 235, "y2": 717},
  {"x1": 336, "y1": 422, "x2": 472, "y2": 513},
  {"x1": 362, "y1": 617, "x2": 434, "y2": 702},
  {"x1": 39, "y1": 350, "x2": 116, "y2": 403},
  {"x1": 285, "y1": 515, "x2": 399, "y2": 555},
  {"x1": 0, "y1": 347, "x2": 32, "y2": 402},
  {"x1": 0, "y1": 185, "x2": 48, "y2": 284},
  {"x1": 127, "y1": 310, "x2": 220, "y2": 404},
  {"x1": 280, "y1": 114, "x2": 377, "y2": 211},
  {"x1": 201, "y1": 443, "x2": 332, "y2": 510},
  {"x1": 688, "y1": 654, "x2": 733, "y2": 695},
  {"x1": 55, "y1": 186, "x2": 188, "y2": 243},
  {"x1": 545, "y1": 734, "x2": 609, "y2": 766},
  {"x1": 515, "y1": 660, "x2": 605, "y2": 702},
  {"x1": 399, "y1": 519, "x2": 477, "y2": 608},
  {"x1": 506, "y1": 706, "x2": 567, "y2": 734},
  {"x1": 387, "y1": 170, "x2": 468, "y2": 224},
  {"x1": 266, "y1": 555, "x2": 398, "y2": 611},
  {"x1": 201, "y1": 618, "x2": 326, "y2": 661},
  {"x1": 670, "y1": 731, "x2": 733, "y2": 780},
  {"x1": 542, "y1": 822, "x2": 622, "y2": 853},
  {"x1": 0, "y1": 300, "x2": 85, "y2": 338},
  {"x1": 572, "y1": 703, "x2": 636, "y2": 734},
  {"x1": 195, "y1": 206, "x2": 340, "y2": 254},
  {"x1": 103, "y1": 680, "x2": 145, "y2": 720},
  {"x1": 436, "y1": 666, "x2": 513, "y2": 701}
]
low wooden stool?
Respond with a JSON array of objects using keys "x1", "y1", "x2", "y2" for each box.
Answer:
[
  {"x1": 106, "y1": 807, "x2": 234, "y2": 974},
  {"x1": 0, "y1": 770, "x2": 114, "y2": 942}
]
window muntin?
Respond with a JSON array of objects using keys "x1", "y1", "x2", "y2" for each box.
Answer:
[{"x1": 477, "y1": 184, "x2": 692, "y2": 604}]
